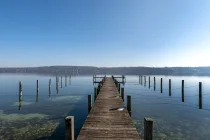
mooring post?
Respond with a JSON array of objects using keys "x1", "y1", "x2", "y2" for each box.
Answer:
[
  {"x1": 36, "y1": 80, "x2": 39, "y2": 102},
  {"x1": 93, "y1": 75, "x2": 94, "y2": 83},
  {"x1": 118, "y1": 83, "x2": 121, "y2": 92},
  {"x1": 182, "y1": 80, "x2": 184, "y2": 102},
  {"x1": 36, "y1": 80, "x2": 39, "y2": 92},
  {"x1": 169, "y1": 79, "x2": 171, "y2": 96},
  {"x1": 65, "y1": 116, "x2": 74, "y2": 140},
  {"x1": 69, "y1": 75, "x2": 71, "y2": 85},
  {"x1": 154, "y1": 77, "x2": 156, "y2": 91},
  {"x1": 94, "y1": 87, "x2": 97, "y2": 96},
  {"x1": 145, "y1": 76, "x2": 146, "y2": 87},
  {"x1": 144, "y1": 118, "x2": 153, "y2": 140},
  {"x1": 160, "y1": 78, "x2": 163, "y2": 93},
  {"x1": 65, "y1": 76, "x2": 67, "y2": 87},
  {"x1": 199, "y1": 82, "x2": 202, "y2": 109},
  {"x1": 19, "y1": 81, "x2": 22, "y2": 110},
  {"x1": 141, "y1": 76, "x2": 143, "y2": 85},
  {"x1": 19, "y1": 81, "x2": 22, "y2": 101},
  {"x1": 88, "y1": 95, "x2": 92, "y2": 113},
  {"x1": 139, "y1": 75, "x2": 140, "y2": 84},
  {"x1": 149, "y1": 76, "x2": 150, "y2": 88},
  {"x1": 49, "y1": 79, "x2": 51, "y2": 96},
  {"x1": 121, "y1": 88, "x2": 124, "y2": 101},
  {"x1": 94, "y1": 88, "x2": 97, "y2": 101},
  {"x1": 61, "y1": 76, "x2": 63, "y2": 88},
  {"x1": 121, "y1": 87, "x2": 124, "y2": 97},
  {"x1": 127, "y1": 95, "x2": 131, "y2": 116}
]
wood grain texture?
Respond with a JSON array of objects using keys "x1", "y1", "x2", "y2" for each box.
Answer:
[{"x1": 77, "y1": 78, "x2": 140, "y2": 140}]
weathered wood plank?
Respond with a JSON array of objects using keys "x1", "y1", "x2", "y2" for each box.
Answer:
[{"x1": 77, "y1": 77, "x2": 140, "y2": 140}]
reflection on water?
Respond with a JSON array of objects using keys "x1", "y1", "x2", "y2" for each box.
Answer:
[{"x1": 0, "y1": 74, "x2": 210, "y2": 139}]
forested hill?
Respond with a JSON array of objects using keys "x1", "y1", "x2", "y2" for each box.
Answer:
[{"x1": 1, "y1": 66, "x2": 210, "y2": 76}]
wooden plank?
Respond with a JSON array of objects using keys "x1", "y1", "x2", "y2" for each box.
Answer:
[{"x1": 77, "y1": 77, "x2": 140, "y2": 140}]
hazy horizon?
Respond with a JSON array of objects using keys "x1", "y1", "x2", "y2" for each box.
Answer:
[{"x1": 1, "y1": 65, "x2": 210, "y2": 68}]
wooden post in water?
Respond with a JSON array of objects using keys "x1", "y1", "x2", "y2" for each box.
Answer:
[
  {"x1": 65, "y1": 76, "x2": 67, "y2": 87},
  {"x1": 154, "y1": 77, "x2": 156, "y2": 91},
  {"x1": 69, "y1": 75, "x2": 71, "y2": 85},
  {"x1": 57, "y1": 77, "x2": 59, "y2": 94},
  {"x1": 88, "y1": 95, "x2": 92, "y2": 113},
  {"x1": 139, "y1": 75, "x2": 140, "y2": 84},
  {"x1": 199, "y1": 82, "x2": 202, "y2": 109},
  {"x1": 121, "y1": 88, "x2": 124, "y2": 102},
  {"x1": 169, "y1": 79, "x2": 171, "y2": 96},
  {"x1": 49, "y1": 79, "x2": 51, "y2": 97},
  {"x1": 19, "y1": 81, "x2": 22, "y2": 101},
  {"x1": 19, "y1": 81, "x2": 22, "y2": 110},
  {"x1": 127, "y1": 95, "x2": 131, "y2": 116},
  {"x1": 144, "y1": 118, "x2": 153, "y2": 140},
  {"x1": 160, "y1": 78, "x2": 163, "y2": 93},
  {"x1": 141, "y1": 76, "x2": 143, "y2": 85},
  {"x1": 93, "y1": 75, "x2": 94, "y2": 83},
  {"x1": 94, "y1": 87, "x2": 97, "y2": 96},
  {"x1": 36, "y1": 80, "x2": 39, "y2": 102},
  {"x1": 61, "y1": 76, "x2": 63, "y2": 88},
  {"x1": 94, "y1": 88, "x2": 97, "y2": 101},
  {"x1": 65, "y1": 116, "x2": 74, "y2": 140},
  {"x1": 182, "y1": 80, "x2": 184, "y2": 102},
  {"x1": 144, "y1": 76, "x2": 146, "y2": 87},
  {"x1": 121, "y1": 88, "x2": 124, "y2": 98},
  {"x1": 36, "y1": 80, "x2": 39, "y2": 94},
  {"x1": 118, "y1": 83, "x2": 121, "y2": 92},
  {"x1": 149, "y1": 76, "x2": 150, "y2": 88}
]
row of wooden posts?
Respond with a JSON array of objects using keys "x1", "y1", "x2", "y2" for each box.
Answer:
[
  {"x1": 18, "y1": 76, "x2": 71, "y2": 110},
  {"x1": 139, "y1": 75, "x2": 203, "y2": 109}
]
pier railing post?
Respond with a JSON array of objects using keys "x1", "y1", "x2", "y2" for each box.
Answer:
[
  {"x1": 199, "y1": 82, "x2": 202, "y2": 109},
  {"x1": 88, "y1": 95, "x2": 92, "y2": 113},
  {"x1": 182, "y1": 80, "x2": 184, "y2": 102},
  {"x1": 127, "y1": 95, "x2": 131, "y2": 116},
  {"x1": 65, "y1": 116, "x2": 74, "y2": 140},
  {"x1": 144, "y1": 118, "x2": 153, "y2": 140}
]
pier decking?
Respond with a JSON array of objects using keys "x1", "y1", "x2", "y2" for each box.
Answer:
[{"x1": 77, "y1": 77, "x2": 140, "y2": 140}]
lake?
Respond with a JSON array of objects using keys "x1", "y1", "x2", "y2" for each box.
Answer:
[{"x1": 0, "y1": 74, "x2": 210, "y2": 140}]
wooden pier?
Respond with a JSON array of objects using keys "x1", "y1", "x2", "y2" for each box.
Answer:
[{"x1": 77, "y1": 77, "x2": 140, "y2": 140}]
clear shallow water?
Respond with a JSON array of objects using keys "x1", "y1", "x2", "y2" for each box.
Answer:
[{"x1": 1, "y1": 74, "x2": 210, "y2": 139}]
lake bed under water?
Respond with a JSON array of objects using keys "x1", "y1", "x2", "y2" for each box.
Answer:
[{"x1": 0, "y1": 74, "x2": 210, "y2": 139}]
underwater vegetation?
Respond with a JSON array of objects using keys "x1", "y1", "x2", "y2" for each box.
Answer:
[
  {"x1": 0, "y1": 110, "x2": 60, "y2": 140},
  {"x1": 48, "y1": 95, "x2": 81, "y2": 102}
]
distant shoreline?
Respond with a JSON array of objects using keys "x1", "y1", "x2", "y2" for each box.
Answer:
[{"x1": 0, "y1": 66, "x2": 210, "y2": 76}]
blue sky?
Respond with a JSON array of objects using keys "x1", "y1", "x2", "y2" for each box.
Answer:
[{"x1": 0, "y1": 0, "x2": 210, "y2": 67}]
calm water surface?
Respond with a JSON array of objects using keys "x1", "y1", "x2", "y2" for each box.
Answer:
[{"x1": 1, "y1": 74, "x2": 210, "y2": 140}]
